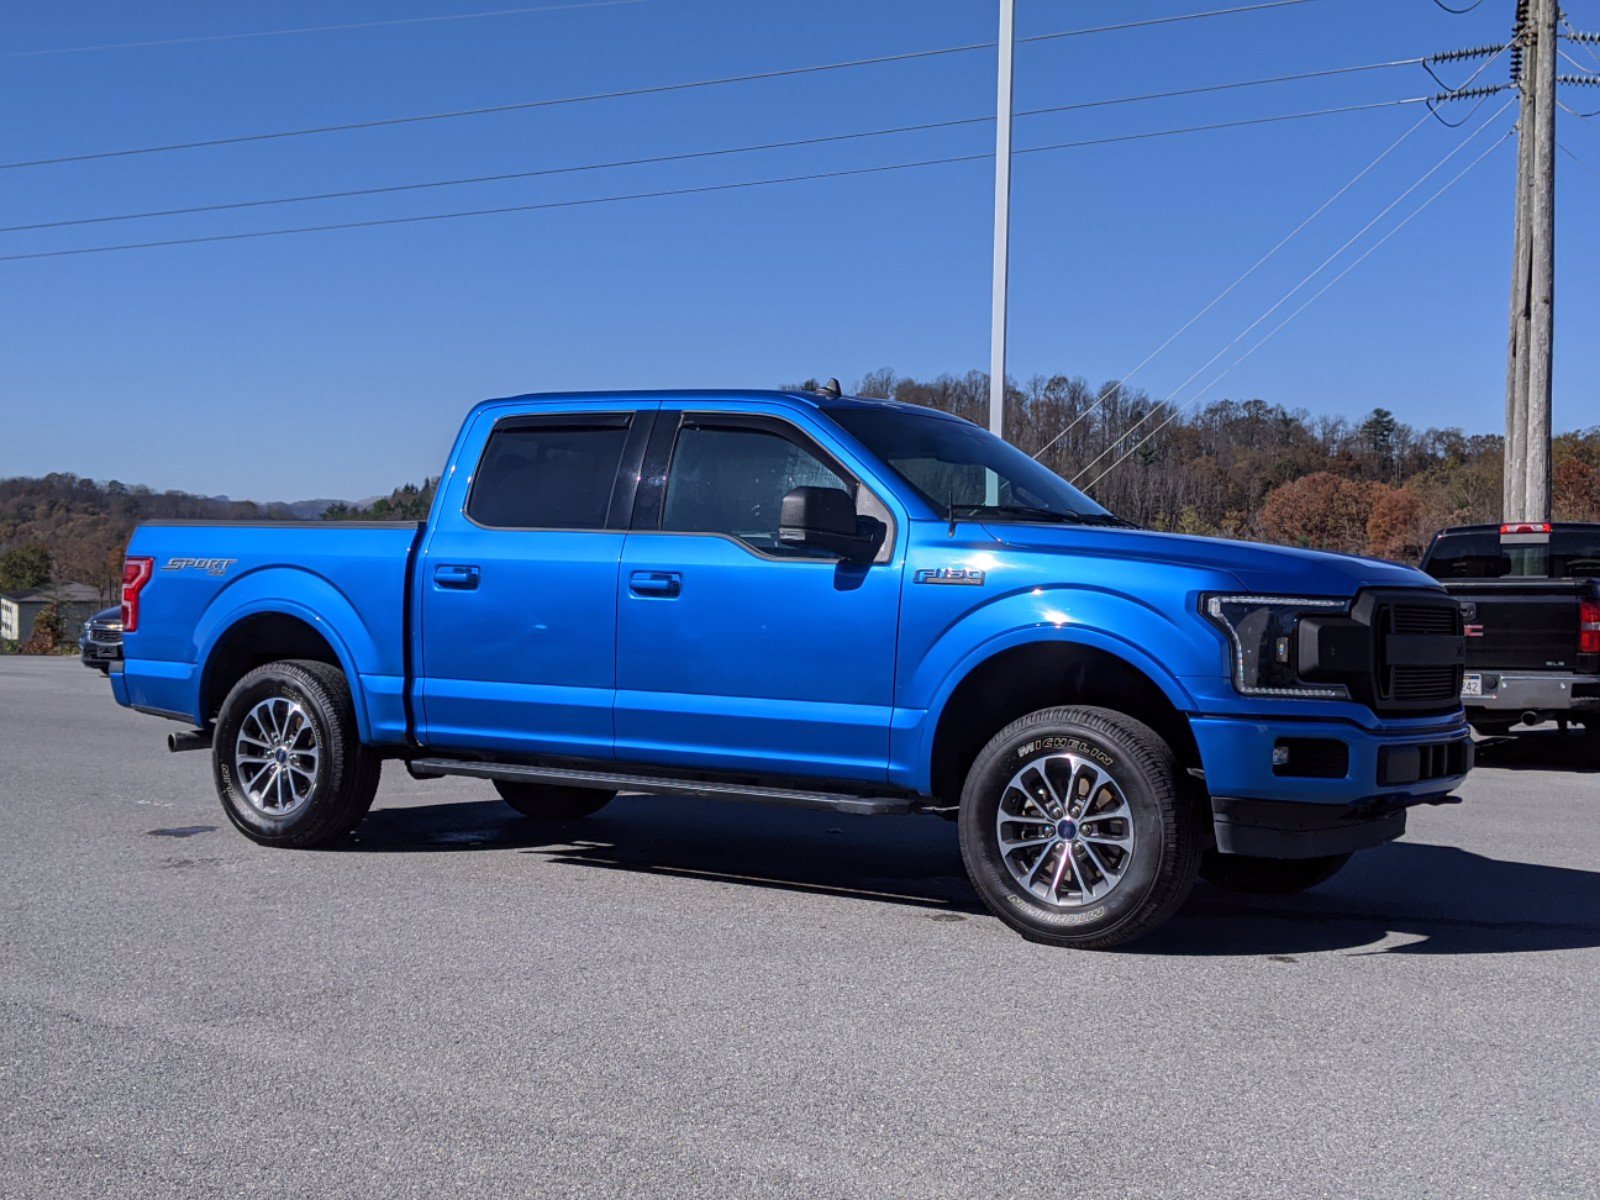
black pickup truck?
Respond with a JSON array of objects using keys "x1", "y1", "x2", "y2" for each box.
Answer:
[{"x1": 1420, "y1": 522, "x2": 1600, "y2": 741}]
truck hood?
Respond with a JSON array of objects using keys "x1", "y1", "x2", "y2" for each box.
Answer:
[{"x1": 982, "y1": 523, "x2": 1438, "y2": 595}]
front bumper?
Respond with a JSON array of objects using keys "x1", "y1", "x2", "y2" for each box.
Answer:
[
  {"x1": 80, "y1": 639, "x2": 122, "y2": 672},
  {"x1": 1462, "y1": 671, "x2": 1600, "y2": 713},
  {"x1": 1191, "y1": 712, "x2": 1471, "y2": 857}
]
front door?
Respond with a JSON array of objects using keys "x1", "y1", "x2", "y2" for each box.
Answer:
[
  {"x1": 614, "y1": 409, "x2": 902, "y2": 783},
  {"x1": 419, "y1": 405, "x2": 652, "y2": 757}
]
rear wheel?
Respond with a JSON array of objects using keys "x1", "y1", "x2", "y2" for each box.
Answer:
[
  {"x1": 958, "y1": 705, "x2": 1202, "y2": 950},
  {"x1": 1199, "y1": 851, "x2": 1350, "y2": 895},
  {"x1": 213, "y1": 659, "x2": 380, "y2": 847},
  {"x1": 494, "y1": 780, "x2": 614, "y2": 821}
]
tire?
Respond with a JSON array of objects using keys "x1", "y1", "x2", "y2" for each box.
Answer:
[
  {"x1": 958, "y1": 705, "x2": 1202, "y2": 950},
  {"x1": 1198, "y1": 851, "x2": 1351, "y2": 895},
  {"x1": 212, "y1": 659, "x2": 381, "y2": 848},
  {"x1": 493, "y1": 780, "x2": 614, "y2": 821}
]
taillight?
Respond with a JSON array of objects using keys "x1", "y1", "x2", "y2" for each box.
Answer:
[
  {"x1": 121, "y1": 557, "x2": 154, "y2": 633},
  {"x1": 1499, "y1": 522, "x2": 1552, "y2": 534},
  {"x1": 1582, "y1": 599, "x2": 1600, "y2": 656}
]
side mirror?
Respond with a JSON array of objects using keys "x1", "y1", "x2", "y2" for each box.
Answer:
[{"x1": 778, "y1": 486, "x2": 882, "y2": 562}]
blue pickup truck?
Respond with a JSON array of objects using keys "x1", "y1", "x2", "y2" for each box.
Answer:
[{"x1": 111, "y1": 388, "x2": 1472, "y2": 947}]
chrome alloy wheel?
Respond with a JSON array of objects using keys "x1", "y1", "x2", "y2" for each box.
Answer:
[
  {"x1": 995, "y1": 752, "x2": 1136, "y2": 907},
  {"x1": 234, "y1": 696, "x2": 321, "y2": 818}
]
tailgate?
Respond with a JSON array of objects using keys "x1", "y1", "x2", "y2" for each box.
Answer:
[{"x1": 1444, "y1": 581, "x2": 1583, "y2": 671}]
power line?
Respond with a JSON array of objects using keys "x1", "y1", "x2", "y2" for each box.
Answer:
[
  {"x1": 1560, "y1": 141, "x2": 1600, "y2": 181},
  {"x1": 0, "y1": 0, "x2": 1328, "y2": 172},
  {"x1": 0, "y1": 97, "x2": 1419, "y2": 264},
  {"x1": 1559, "y1": 9, "x2": 1600, "y2": 73},
  {"x1": 2, "y1": 1, "x2": 646, "y2": 58},
  {"x1": 1070, "y1": 97, "x2": 1515, "y2": 486},
  {"x1": 1034, "y1": 41, "x2": 1510, "y2": 461},
  {"x1": 1082, "y1": 127, "x2": 1514, "y2": 492},
  {"x1": 0, "y1": 57, "x2": 1422, "y2": 235}
]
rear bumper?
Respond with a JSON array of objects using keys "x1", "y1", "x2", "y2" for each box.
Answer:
[{"x1": 1462, "y1": 671, "x2": 1600, "y2": 713}]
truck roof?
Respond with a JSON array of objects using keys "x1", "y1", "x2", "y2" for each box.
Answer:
[
  {"x1": 465, "y1": 388, "x2": 970, "y2": 422},
  {"x1": 1434, "y1": 522, "x2": 1600, "y2": 535}
]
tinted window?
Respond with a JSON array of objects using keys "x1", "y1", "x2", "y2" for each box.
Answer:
[
  {"x1": 662, "y1": 424, "x2": 848, "y2": 554},
  {"x1": 1423, "y1": 530, "x2": 1600, "y2": 580},
  {"x1": 468, "y1": 420, "x2": 629, "y2": 529}
]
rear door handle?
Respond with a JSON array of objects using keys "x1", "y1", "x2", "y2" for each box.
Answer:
[
  {"x1": 629, "y1": 570, "x2": 682, "y2": 598},
  {"x1": 433, "y1": 563, "x2": 481, "y2": 590}
]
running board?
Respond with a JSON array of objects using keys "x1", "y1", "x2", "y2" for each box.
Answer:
[{"x1": 407, "y1": 758, "x2": 912, "y2": 816}]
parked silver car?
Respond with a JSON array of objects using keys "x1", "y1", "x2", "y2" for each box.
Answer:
[{"x1": 78, "y1": 606, "x2": 123, "y2": 673}]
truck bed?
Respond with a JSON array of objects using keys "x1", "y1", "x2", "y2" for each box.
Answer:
[{"x1": 113, "y1": 520, "x2": 423, "y2": 741}]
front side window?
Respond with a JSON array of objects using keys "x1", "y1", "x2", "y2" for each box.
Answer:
[
  {"x1": 661, "y1": 423, "x2": 849, "y2": 555},
  {"x1": 468, "y1": 419, "x2": 629, "y2": 529}
]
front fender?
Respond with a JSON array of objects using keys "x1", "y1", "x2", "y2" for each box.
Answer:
[
  {"x1": 193, "y1": 567, "x2": 380, "y2": 741},
  {"x1": 897, "y1": 586, "x2": 1211, "y2": 793}
]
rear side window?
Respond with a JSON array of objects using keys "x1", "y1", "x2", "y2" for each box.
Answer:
[
  {"x1": 467, "y1": 419, "x2": 629, "y2": 529},
  {"x1": 661, "y1": 424, "x2": 849, "y2": 555}
]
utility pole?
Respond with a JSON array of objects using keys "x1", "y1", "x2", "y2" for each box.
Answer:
[
  {"x1": 1524, "y1": 0, "x2": 1557, "y2": 521},
  {"x1": 1504, "y1": 0, "x2": 1559, "y2": 521},
  {"x1": 989, "y1": 0, "x2": 1015, "y2": 458},
  {"x1": 1503, "y1": 3, "x2": 1533, "y2": 518}
]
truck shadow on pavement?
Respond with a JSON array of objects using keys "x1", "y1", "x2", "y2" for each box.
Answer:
[
  {"x1": 1470, "y1": 729, "x2": 1599, "y2": 773},
  {"x1": 348, "y1": 793, "x2": 1600, "y2": 958}
]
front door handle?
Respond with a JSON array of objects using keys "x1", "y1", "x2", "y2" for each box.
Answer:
[
  {"x1": 433, "y1": 563, "x2": 481, "y2": 590},
  {"x1": 629, "y1": 570, "x2": 682, "y2": 598}
]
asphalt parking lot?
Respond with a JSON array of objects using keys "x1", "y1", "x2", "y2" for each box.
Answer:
[{"x1": 2, "y1": 656, "x2": 1596, "y2": 1198}]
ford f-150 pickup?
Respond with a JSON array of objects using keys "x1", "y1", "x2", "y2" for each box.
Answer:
[{"x1": 109, "y1": 388, "x2": 1473, "y2": 948}]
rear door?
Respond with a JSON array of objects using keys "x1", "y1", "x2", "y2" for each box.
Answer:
[
  {"x1": 613, "y1": 406, "x2": 904, "y2": 783},
  {"x1": 418, "y1": 402, "x2": 655, "y2": 756}
]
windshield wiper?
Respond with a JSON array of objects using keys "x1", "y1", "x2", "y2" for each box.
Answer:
[{"x1": 951, "y1": 504, "x2": 1089, "y2": 525}]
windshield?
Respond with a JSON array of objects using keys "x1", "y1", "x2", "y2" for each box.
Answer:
[{"x1": 829, "y1": 406, "x2": 1121, "y2": 524}]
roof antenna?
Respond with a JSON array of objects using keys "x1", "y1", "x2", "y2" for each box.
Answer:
[{"x1": 813, "y1": 377, "x2": 842, "y2": 399}]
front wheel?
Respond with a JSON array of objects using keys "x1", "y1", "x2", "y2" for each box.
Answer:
[
  {"x1": 1198, "y1": 851, "x2": 1350, "y2": 895},
  {"x1": 958, "y1": 706, "x2": 1202, "y2": 950},
  {"x1": 213, "y1": 659, "x2": 381, "y2": 847}
]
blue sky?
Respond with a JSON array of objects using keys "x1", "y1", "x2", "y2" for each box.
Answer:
[{"x1": 1, "y1": 0, "x2": 1596, "y2": 501}]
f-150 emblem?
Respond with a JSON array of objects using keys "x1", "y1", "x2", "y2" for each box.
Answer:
[
  {"x1": 163, "y1": 557, "x2": 237, "y2": 576},
  {"x1": 915, "y1": 567, "x2": 986, "y2": 586}
]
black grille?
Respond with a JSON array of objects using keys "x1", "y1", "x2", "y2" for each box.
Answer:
[
  {"x1": 1375, "y1": 597, "x2": 1464, "y2": 711},
  {"x1": 1378, "y1": 738, "x2": 1472, "y2": 785},
  {"x1": 1391, "y1": 665, "x2": 1458, "y2": 701},
  {"x1": 1389, "y1": 604, "x2": 1458, "y2": 636},
  {"x1": 1299, "y1": 590, "x2": 1466, "y2": 715}
]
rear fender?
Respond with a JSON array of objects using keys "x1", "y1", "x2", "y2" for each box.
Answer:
[{"x1": 193, "y1": 568, "x2": 378, "y2": 741}]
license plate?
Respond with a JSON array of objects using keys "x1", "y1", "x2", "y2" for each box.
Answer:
[{"x1": 1461, "y1": 673, "x2": 1483, "y2": 698}]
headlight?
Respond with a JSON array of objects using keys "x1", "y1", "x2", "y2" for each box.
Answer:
[{"x1": 1202, "y1": 594, "x2": 1350, "y2": 699}]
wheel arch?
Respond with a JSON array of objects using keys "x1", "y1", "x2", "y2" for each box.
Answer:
[
  {"x1": 193, "y1": 584, "x2": 373, "y2": 739},
  {"x1": 921, "y1": 633, "x2": 1201, "y2": 805}
]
